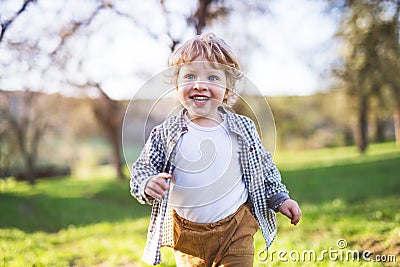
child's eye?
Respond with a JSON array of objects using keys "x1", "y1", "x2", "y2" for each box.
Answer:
[
  {"x1": 186, "y1": 74, "x2": 195, "y2": 80},
  {"x1": 208, "y1": 75, "x2": 218, "y2": 81}
]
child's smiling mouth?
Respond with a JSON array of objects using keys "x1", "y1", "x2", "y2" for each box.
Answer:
[{"x1": 189, "y1": 95, "x2": 210, "y2": 105}]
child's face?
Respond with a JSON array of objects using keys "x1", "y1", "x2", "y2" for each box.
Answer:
[{"x1": 176, "y1": 61, "x2": 228, "y2": 124}]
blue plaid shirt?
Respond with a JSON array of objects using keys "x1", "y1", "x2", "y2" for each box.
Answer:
[{"x1": 130, "y1": 107, "x2": 289, "y2": 265}]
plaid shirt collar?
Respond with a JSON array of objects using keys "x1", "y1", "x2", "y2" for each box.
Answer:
[{"x1": 174, "y1": 106, "x2": 245, "y2": 138}]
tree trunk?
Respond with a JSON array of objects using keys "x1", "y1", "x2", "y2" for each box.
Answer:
[
  {"x1": 355, "y1": 96, "x2": 369, "y2": 153},
  {"x1": 389, "y1": 76, "x2": 400, "y2": 144},
  {"x1": 194, "y1": 0, "x2": 212, "y2": 35},
  {"x1": 394, "y1": 106, "x2": 400, "y2": 145},
  {"x1": 92, "y1": 88, "x2": 126, "y2": 180},
  {"x1": 110, "y1": 123, "x2": 125, "y2": 180},
  {"x1": 373, "y1": 115, "x2": 385, "y2": 143},
  {"x1": 24, "y1": 154, "x2": 36, "y2": 185}
]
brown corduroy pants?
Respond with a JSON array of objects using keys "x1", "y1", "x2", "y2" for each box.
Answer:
[{"x1": 172, "y1": 201, "x2": 259, "y2": 267}]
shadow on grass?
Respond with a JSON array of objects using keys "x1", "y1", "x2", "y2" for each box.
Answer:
[
  {"x1": 2, "y1": 156, "x2": 399, "y2": 234},
  {"x1": 281, "y1": 157, "x2": 400, "y2": 204},
  {"x1": 0, "y1": 178, "x2": 151, "y2": 233}
]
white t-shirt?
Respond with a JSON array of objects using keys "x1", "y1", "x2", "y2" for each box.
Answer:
[{"x1": 169, "y1": 118, "x2": 248, "y2": 223}]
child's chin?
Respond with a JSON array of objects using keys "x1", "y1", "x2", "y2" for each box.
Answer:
[{"x1": 190, "y1": 107, "x2": 213, "y2": 116}]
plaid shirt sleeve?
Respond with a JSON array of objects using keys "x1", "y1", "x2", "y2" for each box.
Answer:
[
  {"x1": 130, "y1": 126, "x2": 166, "y2": 205},
  {"x1": 235, "y1": 114, "x2": 290, "y2": 248},
  {"x1": 261, "y1": 146, "x2": 290, "y2": 210},
  {"x1": 248, "y1": 118, "x2": 289, "y2": 209}
]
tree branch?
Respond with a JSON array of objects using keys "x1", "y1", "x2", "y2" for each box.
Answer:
[
  {"x1": 50, "y1": 3, "x2": 109, "y2": 56},
  {"x1": 0, "y1": 0, "x2": 37, "y2": 43}
]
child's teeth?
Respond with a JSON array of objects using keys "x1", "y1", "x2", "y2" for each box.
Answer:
[{"x1": 193, "y1": 96, "x2": 208, "y2": 100}]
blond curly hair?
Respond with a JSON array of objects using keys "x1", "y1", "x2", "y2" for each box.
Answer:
[{"x1": 168, "y1": 33, "x2": 242, "y2": 106}]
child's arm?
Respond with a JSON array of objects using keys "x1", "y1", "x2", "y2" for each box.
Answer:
[
  {"x1": 262, "y1": 149, "x2": 302, "y2": 225},
  {"x1": 263, "y1": 149, "x2": 302, "y2": 225},
  {"x1": 247, "y1": 119, "x2": 302, "y2": 225},
  {"x1": 242, "y1": 116, "x2": 302, "y2": 225},
  {"x1": 130, "y1": 127, "x2": 166, "y2": 204},
  {"x1": 278, "y1": 199, "x2": 301, "y2": 225}
]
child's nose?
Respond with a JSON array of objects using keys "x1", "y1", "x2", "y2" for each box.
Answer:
[{"x1": 193, "y1": 80, "x2": 208, "y2": 90}]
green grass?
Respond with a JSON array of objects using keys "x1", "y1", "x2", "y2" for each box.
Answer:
[
  {"x1": 1, "y1": 142, "x2": 399, "y2": 266},
  {"x1": 274, "y1": 141, "x2": 400, "y2": 170}
]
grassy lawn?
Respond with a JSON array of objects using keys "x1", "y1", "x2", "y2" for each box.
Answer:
[{"x1": 1, "y1": 142, "x2": 399, "y2": 266}]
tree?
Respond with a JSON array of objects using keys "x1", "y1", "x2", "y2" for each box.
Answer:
[
  {"x1": 0, "y1": 0, "x2": 270, "y2": 180},
  {"x1": 69, "y1": 82, "x2": 127, "y2": 180},
  {"x1": 92, "y1": 88, "x2": 126, "y2": 179},
  {"x1": 333, "y1": 0, "x2": 400, "y2": 152},
  {"x1": 378, "y1": 2, "x2": 400, "y2": 145},
  {"x1": 0, "y1": 102, "x2": 15, "y2": 179},
  {"x1": 0, "y1": 90, "x2": 48, "y2": 184},
  {"x1": 47, "y1": 0, "x2": 268, "y2": 178}
]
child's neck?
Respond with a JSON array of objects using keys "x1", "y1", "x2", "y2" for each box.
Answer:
[{"x1": 187, "y1": 114, "x2": 223, "y2": 127}]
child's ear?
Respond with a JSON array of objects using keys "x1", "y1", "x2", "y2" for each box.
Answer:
[{"x1": 224, "y1": 89, "x2": 229, "y2": 101}]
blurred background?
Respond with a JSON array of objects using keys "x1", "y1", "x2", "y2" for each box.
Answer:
[{"x1": 0, "y1": 0, "x2": 399, "y2": 266}]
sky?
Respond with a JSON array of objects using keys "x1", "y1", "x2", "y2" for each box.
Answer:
[
  {"x1": 0, "y1": 0, "x2": 339, "y2": 100},
  {"x1": 245, "y1": 0, "x2": 339, "y2": 96}
]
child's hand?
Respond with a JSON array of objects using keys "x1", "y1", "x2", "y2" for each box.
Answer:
[
  {"x1": 144, "y1": 173, "x2": 172, "y2": 200},
  {"x1": 278, "y1": 199, "x2": 301, "y2": 225}
]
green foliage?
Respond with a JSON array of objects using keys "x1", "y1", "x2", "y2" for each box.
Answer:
[
  {"x1": 1, "y1": 143, "x2": 399, "y2": 266},
  {"x1": 333, "y1": 0, "x2": 400, "y2": 152},
  {"x1": 274, "y1": 141, "x2": 400, "y2": 170},
  {"x1": 269, "y1": 91, "x2": 356, "y2": 150}
]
